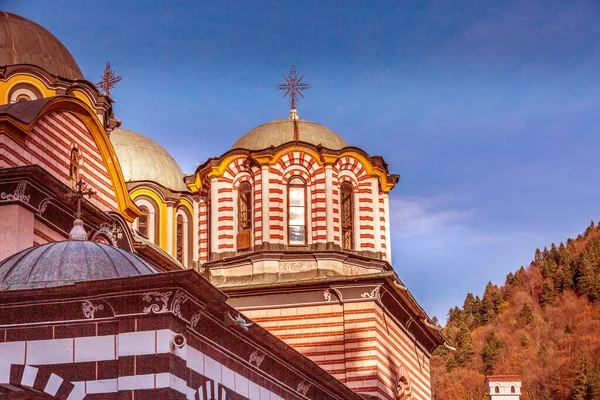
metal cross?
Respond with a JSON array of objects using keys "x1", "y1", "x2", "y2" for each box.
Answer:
[
  {"x1": 74, "y1": 179, "x2": 96, "y2": 219},
  {"x1": 276, "y1": 65, "x2": 310, "y2": 110},
  {"x1": 97, "y1": 62, "x2": 122, "y2": 97}
]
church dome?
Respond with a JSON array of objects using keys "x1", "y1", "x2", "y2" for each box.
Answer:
[
  {"x1": 0, "y1": 241, "x2": 156, "y2": 291},
  {"x1": 111, "y1": 127, "x2": 188, "y2": 192},
  {"x1": 0, "y1": 12, "x2": 83, "y2": 80},
  {"x1": 232, "y1": 118, "x2": 349, "y2": 151}
]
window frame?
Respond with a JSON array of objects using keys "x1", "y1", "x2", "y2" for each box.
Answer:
[
  {"x1": 138, "y1": 205, "x2": 149, "y2": 238},
  {"x1": 237, "y1": 181, "x2": 252, "y2": 233},
  {"x1": 287, "y1": 176, "x2": 307, "y2": 246},
  {"x1": 340, "y1": 181, "x2": 354, "y2": 250}
]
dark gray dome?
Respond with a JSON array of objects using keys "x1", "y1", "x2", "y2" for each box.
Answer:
[{"x1": 0, "y1": 241, "x2": 156, "y2": 291}]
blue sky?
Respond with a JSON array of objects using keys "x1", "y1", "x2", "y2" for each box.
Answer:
[{"x1": 5, "y1": 0, "x2": 600, "y2": 321}]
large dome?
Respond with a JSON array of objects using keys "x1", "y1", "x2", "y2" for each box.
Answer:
[
  {"x1": 111, "y1": 127, "x2": 188, "y2": 192},
  {"x1": 0, "y1": 241, "x2": 156, "y2": 291},
  {"x1": 232, "y1": 119, "x2": 349, "y2": 151},
  {"x1": 0, "y1": 12, "x2": 83, "y2": 80}
]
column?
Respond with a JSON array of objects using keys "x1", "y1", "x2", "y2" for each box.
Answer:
[
  {"x1": 192, "y1": 196, "x2": 199, "y2": 265},
  {"x1": 371, "y1": 178, "x2": 382, "y2": 253},
  {"x1": 166, "y1": 202, "x2": 174, "y2": 255},
  {"x1": 261, "y1": 166, "x2": 270, "y2": 245},
  {"x1": 210, "y1": 177, "x2": 219, "y2": 255},
  {"x1": 324, "y1": 165, "x2": 335, "y2": 245},
  {"x1": 383, "y1": 193, "x2": 392, "y2": 263}
]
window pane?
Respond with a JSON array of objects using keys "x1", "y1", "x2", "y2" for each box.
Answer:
[
  {"x1": 289, "y1": 226, "x2": 305, "y2": 245},
  {"x1": 289, "y1": 206, "x2": 304, "y2": 225},
  {"x1": 289, "y1": 187, "x2": 304, "y2": 206},
  {"x1": 289, "y1": 177, "x2": 304, "y2": 185}
]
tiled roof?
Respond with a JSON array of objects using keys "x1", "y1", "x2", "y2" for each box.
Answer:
[{"x1": 486, "y1": 375, "x2": 522, "y2": 382}]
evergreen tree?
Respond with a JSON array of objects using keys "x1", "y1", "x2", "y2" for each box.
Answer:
[
  {"x1": 518, "y1": 303, "x2": 534, "y2": 325},
  {"x1": 588, "y1": 358, "x2": 600, "y2": 400},
  {"x1": 539, "y1": 281, "x2": 555, "y2": 306},
  {"x1": 481, "y1": 330, "x2": 505, "y2": 374},
  {"x1": 571, "y1": 352, "x2": 589, "y2": 400},
  {"x1": 456, "y1": 321, "x2": 474, "y2": 367},
  {"x1": 463, "y1": 293, "x2": 475, "y2": 315}
]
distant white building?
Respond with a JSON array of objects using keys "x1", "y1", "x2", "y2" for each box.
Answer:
[{"x1": 486, "y1": 375, "x2": 522, "y2": 399}]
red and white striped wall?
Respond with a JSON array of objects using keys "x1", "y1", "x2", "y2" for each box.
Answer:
[
  {"x1": 0, "y1": 110, "x2": 118, "y2": 213},
  {"x1": 196, "y1": 149, "x2": 392, "y2": 261}
]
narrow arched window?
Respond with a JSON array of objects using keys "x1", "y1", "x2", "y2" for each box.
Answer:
[
  {"x1": 288, "y1": 177, "x2": 306, "y2": 246},
  {"x1": 495, "y1": 386, "x2": 500, "y2": 393},
  {"x1": 340, "y1": 182, "x2": 354, "y2": 250},
  {"x1": 69, "y1": 147, "x2": 80, "y2": 182},
  {"x1": 176, "y1": 214, "x2": 184, "y2": 263},
  {"x1": 237, "y1": 182, "x2": 252, "y2": 250},
  {"x1": 511, "y1": 386, "x2": 515, "y2": 393},
  {"x1": 138, "y1": 205, "x2": 149, "y2": 237}
]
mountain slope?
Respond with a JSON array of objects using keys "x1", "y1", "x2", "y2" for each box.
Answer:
[{"x1": 431, "y1": 222, "x2": 600, "y2": 400}]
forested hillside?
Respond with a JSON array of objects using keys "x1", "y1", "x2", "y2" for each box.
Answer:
[{"x1": 431, "y1": 222, "x2": 600, "y2": 400}]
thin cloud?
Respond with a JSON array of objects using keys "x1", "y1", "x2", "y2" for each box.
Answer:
[{"x1": 389, "y1": 195, "x2": 477, "y2": 238}]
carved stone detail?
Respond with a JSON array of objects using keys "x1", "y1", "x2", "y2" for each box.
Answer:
[
  {"x1": 361, "y1": 286, "x2": 382, "y2": 301},
  {"x1": 190, "y1": 311, "x2": 202, "y2": 329},
  {"x1": 249, "y1": 350, "x2": 265, "y2": 369},
  {"x1": 296, "y1": 381, "x2": 311, "y2": 396},
  {"x1": 279, "y1": 261, "x2": 317, "y2": 273},
  {"x1": 142, "y1": 291, "x2": 172, "y2": 314},
  {"x1": 94, "y1": 221, "x2": 124, "y2": 245},
  {"x1": 1, "y1": 181, "x2": 30, "y2": 203},
  {"x1": 81, "y1": 300, "x2": 104, "y2": 319}
]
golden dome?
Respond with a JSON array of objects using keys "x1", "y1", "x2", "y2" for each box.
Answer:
[
  {"x1": 232, "y1": 118, "x2": 349, "y2": 150},
  {"x1": 0, "y1": 12, "x2": 83, "y2": 80},
  {"x1": 111, "y1": 128, "x2": 188, "y2": 192}
]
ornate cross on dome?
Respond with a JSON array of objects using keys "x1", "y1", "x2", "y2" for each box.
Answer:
[
  {"x1": 276, "y1": 65, "x2": 310, "y2": 111},
  {"x1": 74, "y1": 178, "x2": 96, "y2": 220},
  {"x1": 97, "y1": 62, "x2": 122, "y2": 97},
  {"x1": 69, "y1": 178, "x2": 96, "y2": 241}
]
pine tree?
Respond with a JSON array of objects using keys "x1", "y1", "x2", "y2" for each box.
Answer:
[
  {"x1": 518, "y1": 303, "x2": 534, "y2": 325},
  {"x1": 539, "y1": 281, "x2": 555, "y2": 306},
  {"x1": 588, "y1": 358, "x2": 600, "y2": 400},
  {"x1": 456, "y1": 321, "x2": 474, "y2": 367},
  {"x1": 571, "y1": 352, "x2": 589, "y2": 400},
  {"x1": 481, "y1": 330, "x2": 505, "y2": 374}
]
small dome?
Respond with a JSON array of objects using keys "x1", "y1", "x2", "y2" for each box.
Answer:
[
  {"x1": 0, "y1": 12, "x2": 83, "y2": 80},
  {"x1": 232, "y1": 119, "x2": 349, "y2": 151},
  {"x1": 111, "y1": 128, "x2": 188, "y2": 192},
  {"x1": 0, "y1": 241, "x2": 156, "y2": 291}
]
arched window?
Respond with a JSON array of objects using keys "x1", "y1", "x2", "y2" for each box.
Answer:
[
  {"x1": 495, "y1": 386, "x2": 500, "y2": 393},
  {"x1": 8, "y1": 83, "x2": 42, "y2": 104},
  {"x1": 138, "y1": 205, "x2": 149, "y2": 238},
  {"x1": 69, "y1": 147, "x2": 80, "y2": 182},
  {"x1": 16, "y1": 93, "x2": 31, "y2": 102},
  {"x1": 176, "y1": 214, "x2": 184, "y2": 264},
  {"x1": 288, "y1": 177, "x2": 306, "y2": 246},
  {"x1": 134, "y1": 197, "x2": 159, "y2": 244},
  {"x1": 237, "y1": 181, "x2": 252, "y2": 250},
  {"x1": 340, "y1": 182, "x2": 354, "y2": 250},
  {"x1": 511, "y1": 386, "x2": 515, "y2": 393}
]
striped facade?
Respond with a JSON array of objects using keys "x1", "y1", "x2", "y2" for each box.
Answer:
[
  {"x1": 242, "y1": 300, "x2": 432, "y2": 400},
  {"x1": 196, "y1": 150, "x2": 391, "y2": 260},
  {"x1": 0, "y1": 111, "x2": 118, "y2": 213},
  {"x1": 0, "y1": 272, "x2": 361, "y2": 400}
]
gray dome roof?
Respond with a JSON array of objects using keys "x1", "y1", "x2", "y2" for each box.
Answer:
[
  {"x1": 232, "y1": 119, "x2": 349, "y2": 150},
  {"x1": 0, "y1": 12, "x2": 83, "y2": 80},
  {"x1": 0, "y1": 241, "x2": 156, "y2": 291},
  {"x1": 111, "y1": 127, "x2": 188, "y2": 192}
]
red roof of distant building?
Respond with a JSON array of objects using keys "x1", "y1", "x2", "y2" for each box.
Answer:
[{"x1": 486, "y1": 375, "x2": 522, "y2": 382}]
